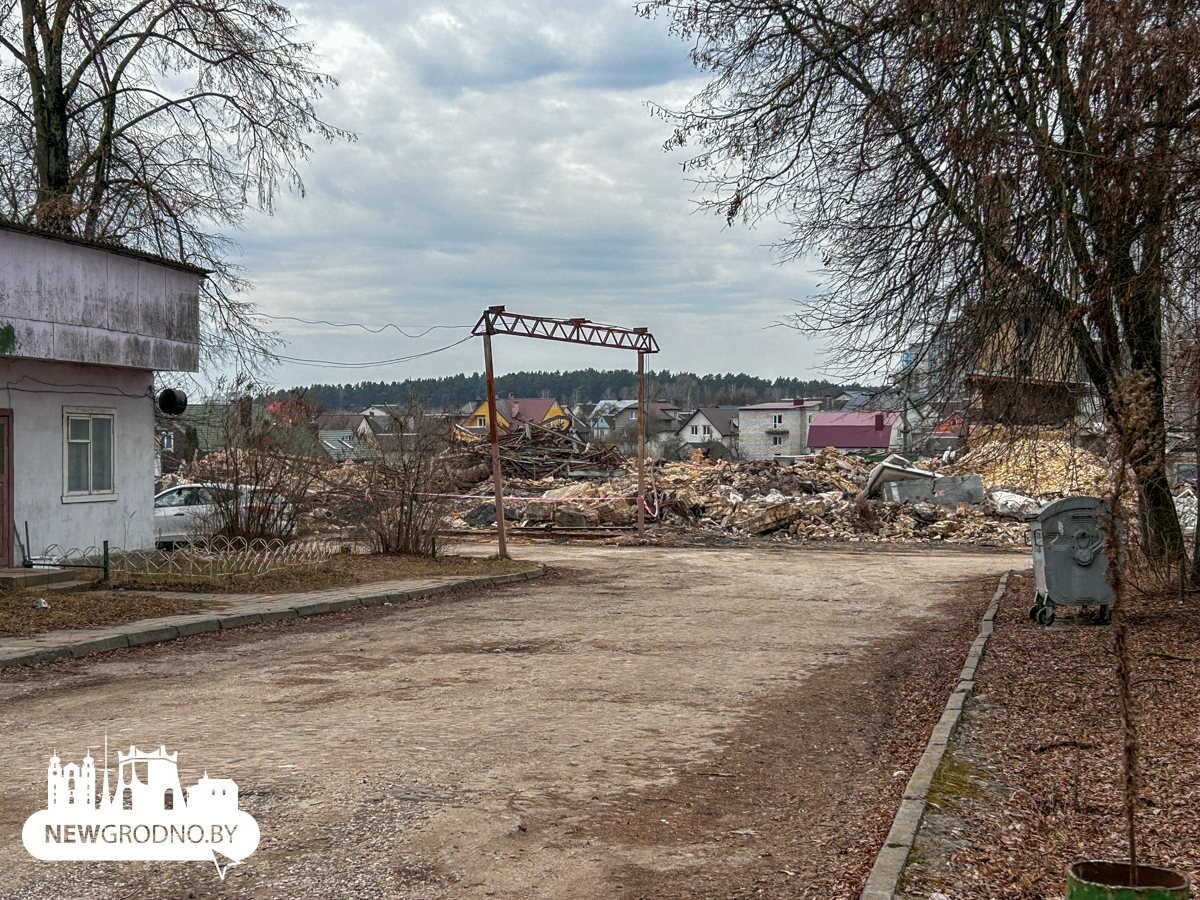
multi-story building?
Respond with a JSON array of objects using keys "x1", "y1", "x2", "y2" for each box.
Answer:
[{"x1": 738, "y1": 399, "x2": 820, "y2": 459}]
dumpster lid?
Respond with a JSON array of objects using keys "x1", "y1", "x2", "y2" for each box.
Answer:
[{"x1": 1035, "y1": 495, "x2": 1110, "y2": 521}]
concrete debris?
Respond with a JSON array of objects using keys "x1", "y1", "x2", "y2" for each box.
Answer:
[
  {"x1": 449, "y1": 447, "x2": 1040, "y2": 545},
  {"x1": 882, "y1": 474, "x2": 986, "y2": 507},
  {"x1": 863, "y1": 454, "x2": 936, "y2": 497},
  {"x1": 989, "y1": 490, "x2": 1041, "y2": 520},
  {"x1": 33, "y1": 597, "x2": 48, "y2": 609},
  {"x1": 464, "y1": 503, "x2": 520, "y2": 527},
  {"x1": 553, "y1": 504, "x2": 599, "y2": 528}
]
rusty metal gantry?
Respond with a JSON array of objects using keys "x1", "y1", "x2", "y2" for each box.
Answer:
[{"x1": 472, "y1": 306, "x2": 660, "y2": 557}]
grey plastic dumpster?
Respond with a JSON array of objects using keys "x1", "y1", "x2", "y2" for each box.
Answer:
[{"x1": 1025, "y1": 496, "x2": 1114, "y2": 626}]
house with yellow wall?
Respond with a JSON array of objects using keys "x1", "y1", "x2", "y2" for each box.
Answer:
[{"x1": 458, "y1": 397, "x2": 571, "y2": 439}]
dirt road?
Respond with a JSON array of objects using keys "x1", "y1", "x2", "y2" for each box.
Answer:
[{"x1": 0, "y1": 545, "x2": 1023, "y2": 899}]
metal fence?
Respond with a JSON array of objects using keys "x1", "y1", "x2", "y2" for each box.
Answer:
[{"x1": 41, "y1": 537, "x2": 334, "y2": 583}]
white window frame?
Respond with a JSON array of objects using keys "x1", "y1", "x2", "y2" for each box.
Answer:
[
  {"x1": 702, "y1": 425, "x2": 712, "y2": 436},
  {"x1": 772, "y1": 435, "x2": 784, "y2": 446},
  {"x1": 160, "y1": 431, "x2": 174, "y2": 452},
  {"x1": 772, "y1": 414, "x2": 784, "y2": 426},
  {"x1": 690, "y1": 425, "x2": 698, "y2": 435},
  {"x1": 476, "y1": 416, "x2": 486, "y2": 427},
  {"x1": 62, "y1": 407, "x2": 118, "y2": 503}
]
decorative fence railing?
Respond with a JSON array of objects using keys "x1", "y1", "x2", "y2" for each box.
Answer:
[{"x1": 38, "y1": 537, "x2": 334, "y2": 583}]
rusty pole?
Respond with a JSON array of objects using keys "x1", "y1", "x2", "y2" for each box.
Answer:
[
  {"x1": 637, "y1": 349, "x2": 646, "y2": 537},
  {"x1": 482, "y1": 320, "x2": 508, "y2": 558}
]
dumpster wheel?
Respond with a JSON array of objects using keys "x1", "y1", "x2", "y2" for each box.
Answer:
[
  {"x1": 1036, "y1": 604, "x2": 1056, "y2": 626},
  {"x1": 1029, "y1": 593, "x2": 1046, "y2": 621}
]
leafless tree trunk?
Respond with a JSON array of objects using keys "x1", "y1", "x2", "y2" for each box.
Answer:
[{"x1": 0, "y1": 0, "x2": 350, "y2": 370}]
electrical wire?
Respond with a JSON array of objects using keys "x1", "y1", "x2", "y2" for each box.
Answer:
[
  {"x1": 266, "y1": 315, "x2": 473, "y2": 338},
  {"x1": 272, "y1": 334, "x2": 476, "y2": 369},
  {"x1": 3, "y1": 376, "x2": 153, "y2": 399}
]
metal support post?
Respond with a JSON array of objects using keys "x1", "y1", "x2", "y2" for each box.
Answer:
[
  {"x1": 637, "y1": 350, "x2": 646, "y2": 537},
  {"x1": 103, "y1": 540, "x2": 110, "y2": 582},
  {"x1": 483, "y1": 325, "x2": 508, "y2": 558}
]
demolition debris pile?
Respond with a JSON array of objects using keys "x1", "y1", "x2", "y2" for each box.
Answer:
[
  {"x1": 444, "y1": 440, "x2": 1105, "y2": 544},
  {"x1": 450, "y1": 423, "x2": 627, "y2": 481},
  {"x1": 938, "y1": 436, "x2": 1110, "y2": 498}
]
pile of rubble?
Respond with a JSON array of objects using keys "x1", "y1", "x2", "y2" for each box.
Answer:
[
  {"x1": 450, "y1": 423, "x2": 627, "y2": 480},
  {"x1": 937, "y1": 436, "x2": 1110, "y2": 498},
  {"x1": 447, "y1": 448, "x2": 1038, "y2": 545}
]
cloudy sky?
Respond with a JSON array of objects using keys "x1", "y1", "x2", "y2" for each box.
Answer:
[{"x1": 238, "y1": 0, "x2": 826, "y2": 389}]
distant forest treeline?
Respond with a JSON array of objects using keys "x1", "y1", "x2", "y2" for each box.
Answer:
[{"x1": 293, "y1": 370, "x2": 877, "y2": 411}]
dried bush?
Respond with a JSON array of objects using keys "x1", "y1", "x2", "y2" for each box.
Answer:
[{"x1": 317, "y1": 402, "x2": 453, "y2": 557}]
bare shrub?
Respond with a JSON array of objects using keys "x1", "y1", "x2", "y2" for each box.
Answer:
[
  {"x1": 176, "y1": 382, "x2": 322, "y2": 541},
  {"x1": 318, "y1": 401, "x2": 453, "y2": 557}
]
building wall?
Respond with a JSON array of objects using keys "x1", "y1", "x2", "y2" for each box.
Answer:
[
  {"x1": 739, "y1": 408, "x2": 814, "y2": 459},
  {"x1": 678, "y1": 412, "x2": 735, "y2": 449},
  {"x1": 2, "y1": 358, "x2": 154, "y2": 563},
  {"x1": 0, "y1": 226, "x2": 201, "y2": 372}
]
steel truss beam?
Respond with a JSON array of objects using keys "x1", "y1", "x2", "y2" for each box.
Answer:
[{"x1": 472, "y1": 306, "x2": 659, "y2": 354}]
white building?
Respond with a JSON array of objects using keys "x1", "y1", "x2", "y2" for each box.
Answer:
[
  {"x1": 738, "y1": 399, "x2": 821, "y2": 460},
  {"x1": 676, "y1": 407, "x2": 739, "y2": 451},
  {"x1": 0, "y1": 222, "x2": 203, "y2": 564}
]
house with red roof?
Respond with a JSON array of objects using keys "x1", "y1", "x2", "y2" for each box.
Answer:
[{"x1": 806, "y1": 411, "x2": 904, "y2": 453}]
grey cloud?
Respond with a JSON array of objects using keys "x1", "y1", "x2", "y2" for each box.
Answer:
[{"x1": 233, "y1": 0, "x2": 825, "y2": 389}]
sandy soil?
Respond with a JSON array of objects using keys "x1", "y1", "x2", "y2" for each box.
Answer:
[{"x1": 0, "y1": 544, "x2": 1022, "y2": 899}]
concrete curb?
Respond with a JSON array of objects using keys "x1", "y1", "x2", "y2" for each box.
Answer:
[
  {"x1": 0, "y1": 563, "x2": 545, "y2": 671},
  {"x1": 859, "y1": 570, "x2": 1011, "y2": 900}
]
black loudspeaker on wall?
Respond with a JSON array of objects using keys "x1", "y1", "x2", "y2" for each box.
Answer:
[{"x1": 157, "y1": 388, "x2": 188, "y2": 416}]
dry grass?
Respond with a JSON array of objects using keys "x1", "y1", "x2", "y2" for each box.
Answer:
[
  {"x1": 0, "y1": 588, "x2": 205, "y2": 639},
  {"x1": 109, "y1": 552, "x2": 530, "y2": 594},
  {"x1": 1, "y1": 555, "x2": 530, "y2": 638}
]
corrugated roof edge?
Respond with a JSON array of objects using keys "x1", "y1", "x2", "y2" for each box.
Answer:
[{"x1": 0, "y1": 218, "x2": 210, "y2": 276}]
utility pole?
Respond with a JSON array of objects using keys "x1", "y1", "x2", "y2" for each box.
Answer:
[
  {"x1": 482, "y1": 319, "x2": 507, "y2": 559},
  {"x1": 637, "y1": 350, "x2": 646, "y2": 536}
]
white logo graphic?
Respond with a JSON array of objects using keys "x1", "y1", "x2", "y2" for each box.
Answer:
[{"x1": 22, "y1": 738, "x2": 259, "y2": 880}]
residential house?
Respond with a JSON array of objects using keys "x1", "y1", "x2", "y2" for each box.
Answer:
[
  {"x1": 807, "y1": 411, "x2": 903, "y2": 454},
  {"x1": 458, "y1": 396, "x2": 571, "y2": 439},
  {"x1": 911, "y1": 400, "x2": 970, "y2": 454},
  {"x1": 677, "y1": 407, "x2": 739, "y2": 452},
  {"x1": 738, "y1": 399, "x2": 821, "y2": 459},
  {"x1": 318, "y1": 429, "x2": 380, "y2": 462},
  {"x1": 588, "y1": 399, "x2": 632, "y2": 440},
  {"x1": 0, "y1": 222, "x2": 203, "y2": 563},
  {"x1": 831, "y1": 391, "x2": 874, "y2": 411}
]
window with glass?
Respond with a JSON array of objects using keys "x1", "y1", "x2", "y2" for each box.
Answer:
[
  {"x1": 772, "y1": 414, "x2": 784, "y2": 426},
  {"x1": 64, "y1": 411, "x2": 115, "y2": 496},
  {"x1": 772, "y1": 436, "x2": 784, "y2": 446}
]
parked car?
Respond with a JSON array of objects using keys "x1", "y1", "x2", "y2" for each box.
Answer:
[{"x1": 153, "y1": 483, "x2": 294, "y2": 548}]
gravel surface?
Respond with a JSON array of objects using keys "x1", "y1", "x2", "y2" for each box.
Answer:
[
  {"x1": 898, "y1": 571, "x2": 1200, "y2": 900},
  {"x1": 0, "y1": 544, "x2": 1021, "y2": 899}
]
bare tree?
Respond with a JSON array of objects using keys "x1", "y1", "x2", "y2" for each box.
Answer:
[
  {"x1": 320, "y1": 400, "x2": 454, "y2": 557},
  {"x1": 642, "y1": 0, "x2": 1200, "y2": 560},
  {"x1": 0, "y1": 0, "x2": 349, "y2": 369}
]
